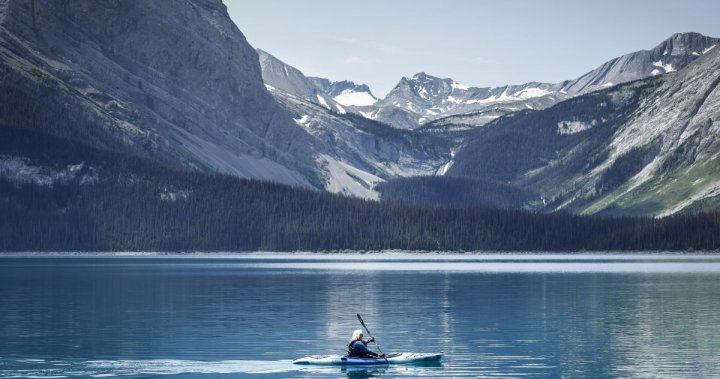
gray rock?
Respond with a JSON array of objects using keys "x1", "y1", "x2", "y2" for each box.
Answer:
[
  {"x1": 0, "y1": 0, "x2": 320, "y2": 187},
  {"x1": 372, "y1": 33, "x2": 719, "y2": 130}
]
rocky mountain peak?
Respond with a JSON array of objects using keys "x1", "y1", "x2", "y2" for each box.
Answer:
[{"x1": 657, "y1": 32, "x2": 718, "y2": 56}]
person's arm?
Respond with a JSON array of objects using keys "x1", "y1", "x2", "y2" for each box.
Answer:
[{"x1": 353, "y1": 341, "x2": 380, "y2": 357}]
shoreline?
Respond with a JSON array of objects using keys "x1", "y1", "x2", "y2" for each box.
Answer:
[{"x1": 0, "y1": 250, "x2": 717, "y2": 258}]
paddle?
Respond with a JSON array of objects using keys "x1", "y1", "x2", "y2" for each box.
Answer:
[{"x1": 356, "y1": 313, "x2": 387, "y2": 361}]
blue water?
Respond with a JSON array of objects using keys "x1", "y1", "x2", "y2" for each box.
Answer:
[{"x1": 1, "y1": 253, "x2": 720, "y2": 378}]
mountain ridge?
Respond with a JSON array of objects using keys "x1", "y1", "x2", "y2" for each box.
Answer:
[
  {"x1": 0, "y1": 0, "x2": 321, "y2": 187},
  {"x1": 445, "y1": 42, "x2": 720, "y2": 216},
  {"x1": 370, "y1": 32, "x2": 719, "y2": 130}
]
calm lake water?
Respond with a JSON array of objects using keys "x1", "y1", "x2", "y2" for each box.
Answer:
[{"x1": 1, "y1": 253, "x2": 720, "y2": 378}]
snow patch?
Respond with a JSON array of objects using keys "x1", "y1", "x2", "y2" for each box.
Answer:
[
  {"x1": 651, "y1": 69, "x2": 662, "y2": 76},
  {"x1": 436, "y1": 160, "x2": 454, "y2": 175},
  {"x1": 264, "y1": 84, "x2": 275, "y2": 91},
  {"x1": 418, "y1": 87, "x2": 430, "y2": 99},
  {"x1": 465, "y1": 87, "x2": 553, "y2": 105},
  {"x1": 0, "y1": 156, "x2": 99, "y2": 186},
  {"x1": 333, "y1": 90, "x2": 377, "y2": 106},
  {"x1": 601, "y1": 82, "x2": 614, "y2": 87},
  {"x1": 451, "y1": 82, "x2": 470, "y2": 91},
  {"x1": 446, "y1": 96, "x2": 463, "y2": 104},
  {"x1": 557, "y1": 121, "x2": 593, "y2": 135},
  {"x1": 316, "y1": 95, "x2": 331, "y2": 110},
  {"x1": 652, "y1": 60, "x2": 675, "y2": 73},
  {"x1": 294, "y1": 115, "x2": 310, "y2": 127},
  {"x1": 703, "y1": 45, "x2": 716, "y2": 54},
  {"x1": 160, "y1": 188, "x2": 192, "y2": 202},
  {"x1": 335, "y1": 104, "x2": 347, "y2": 114},
  {"x1": 513, "y1": 87, "x2": 552, "y2": 99},
  {"x1": 359, "y1": 110, "x2": 378, "y2": 119}
]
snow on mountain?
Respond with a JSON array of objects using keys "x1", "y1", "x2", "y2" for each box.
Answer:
[
  {"x1": 449, "y1": 42, "x2": 720, "y2": 216},
  {"x1": 374, "y1": 33, "x2": 720, "y2": 130},
  {"x1": 374, "y1": 72, "x2": 564, "y2": 129},
  {"x1": 333, "y1": 90, "x2": 378, "y2": 107},
  {"x1": 561, "y1": 32, "x2": 720, "y2": 95},
  {"x1": 265, "y1": 84, "x2": 453, "y2": 199},
  {"x1": 312, "y1": 79, "x2": 379, "y2": 107},
  {"x1": 254, "y1": 31, "x2": 720, "y2": 206},
  {"x1": 258, "y1": 49, "x2": 379, "y2": 115},
  {"x1": 257, "y1": 49, "x2": 342, "y2": 112}
]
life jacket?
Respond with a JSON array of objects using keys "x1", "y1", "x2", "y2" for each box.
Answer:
[{"x1": 347, "y1": 340, "x2": 368, "y2": 357}]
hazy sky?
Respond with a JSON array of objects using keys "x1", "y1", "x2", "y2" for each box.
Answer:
[{"x1": 226, "y1": 1, "x2": 720, "y2": 97}]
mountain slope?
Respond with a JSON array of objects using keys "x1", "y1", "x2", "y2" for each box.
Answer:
[
  {"x1": 258, "y1": 49, "x2": 378, "y2": 113},
  {"x1": 561, "y1": 32, "x2": 719, "y2": 95},
  {"x1": 265, "y1": 84, "x2": 455, "y2": 198},
  {"x1": 376, "y1": 33, "x2": 719, "y2": 130},
  {"x1": 374, "y1": 73, "x2": 564, "y2": 130},
  {"x1": 309, "y1": 77, "x2": 379, "y2": 107},
  {"x1": 0, "y1": 0, "x2": 319, "y2": 187},
  {"x1": 449, "y1": 43, "x2": 720, "y2": 216},
  {"x1": 256, "y1": 50, "x2": 456, "y2": 198},
  {"x1": 257, "y1": 48, "x2": 344, "y2": 113},
  {"x1": 3, "y1": 124, "x2": 718, "y2": 252}
]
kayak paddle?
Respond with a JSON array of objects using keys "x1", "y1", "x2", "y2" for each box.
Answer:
[{"x1": 356, "y1": 313, "x2": 387, "y2": 361}]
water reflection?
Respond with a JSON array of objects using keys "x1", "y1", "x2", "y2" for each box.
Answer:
[{"x1": 1, "y1": 255, "x2": 720, "y2": 378}]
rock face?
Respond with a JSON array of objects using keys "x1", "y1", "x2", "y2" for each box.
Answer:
[
  {"x1": 257, "y1": 48, "x2": 340, "y2": 112},
  {"x1": 0, "y1": 0, "x2": 319, "y2": 187},
  {"x1": 265, "y1": 77, "x2": 453, "y2": 199},
  {"x1": 449, "y1": 44, "x2": 720, "y2": 216},
  {"x1": 314, "y1": 79, "x2": 378, "y2": 107},
  {"x1": 374, "y1": 72, "x2": 564, "y2": 129},
  {"x1": 370, "y1": 33, "x2": 720, "y2": 130},
  {"x1": 258, "y1": 49, "x2": 378, "y2": 112},
  {"x1": 258, "y1": 49, "x2": 453, "y2": 198},
  {"x1": 561, "y1": 32, "x2": 720, "y2": 95}
]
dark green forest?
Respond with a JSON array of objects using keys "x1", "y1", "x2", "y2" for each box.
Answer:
[
  {"x1": 377, "y1": 176, "x2": 537, "y2": 209},
  {"x1": 1, "y1": 126, "x2": 719, "y2": 252}
]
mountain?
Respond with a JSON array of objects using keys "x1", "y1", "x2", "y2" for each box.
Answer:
[
  {"x1": 0, "y1": 0, "x2": 319, "y2": 187},
  {"x1": 257, "y1": 49, "x2": 344, "y2": 113},
  {"x1": 309, "y1": 77, "x2": 379, "y2": 107},
  {"x1": 2, "y1": 0, "x2": 718, "y2": 216},
  {"x1": 447, "y1": 41, "x2": 720, "y2": 216},
  {"x1": 374, "y1": 72, "x2": 564, "y2": 129},
  {"x1": 255, "y1": 33, "x2": 719, "y2": 203},
  {"x1": 5, "y1": 125, "x2": 718, "y2": 252},
  {"x1": 561, "y1": 32, "x2": 720, "y2": 95},
  {"x1": 258, "y1": 49, "x2": 378, "y2": 113},
  {"x1": 373, "y1": 33, "x2": 719, "y2": 130},
  {"x1": 264, "y1": 79, "x2": 454, "y2": 199},
  {"x1": 258, "y1": 50, "x2": 454, "y2": 199}
]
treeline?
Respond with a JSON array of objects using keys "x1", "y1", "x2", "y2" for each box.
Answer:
[
  {"x1": 1, "y1": 127, "x2": 719, "y2": 252},
  {"x1": 376, "y1": 175, "x2": 537, "y2": 209}
]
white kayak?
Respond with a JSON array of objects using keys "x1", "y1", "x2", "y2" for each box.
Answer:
[{"x1": 293, "y1": 352, "x2": 443, "y2": 365}]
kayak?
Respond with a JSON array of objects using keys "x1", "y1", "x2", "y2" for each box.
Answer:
[{"x1": 293, "y1": 352, "x2": 443, "y2": 365}]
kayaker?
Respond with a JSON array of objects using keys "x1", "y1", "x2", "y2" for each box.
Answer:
[{"x1": 348, "y1": 329, "x2": 384, "y2": 358}]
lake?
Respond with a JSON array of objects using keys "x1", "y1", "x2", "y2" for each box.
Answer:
[{"x1": 1, "y1": 253, "x2": 719, "y2": 378}]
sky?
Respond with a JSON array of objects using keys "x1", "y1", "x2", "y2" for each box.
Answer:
[{"x1": 226, "y1": 0, "x2": 720, "y2": 97}]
